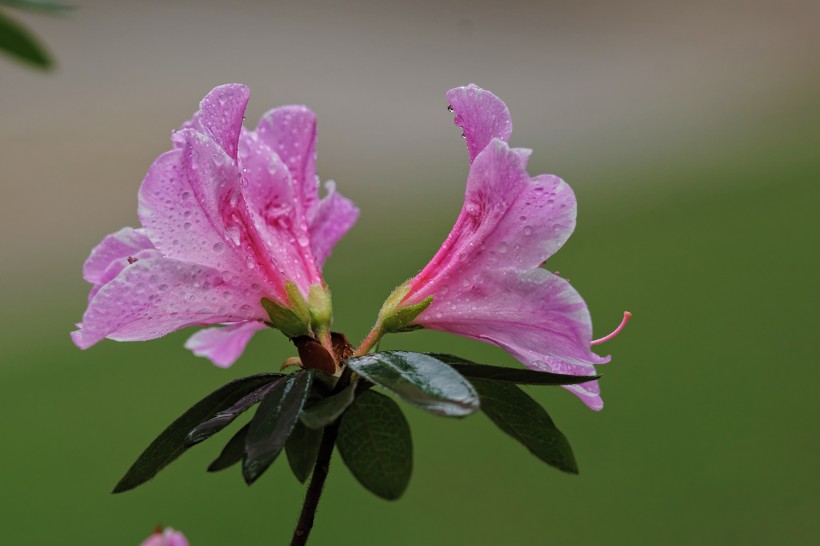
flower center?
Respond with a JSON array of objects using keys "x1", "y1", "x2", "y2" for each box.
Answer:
[{"x1": 591, "y1": 311, "x2": 632, "y2": 346}]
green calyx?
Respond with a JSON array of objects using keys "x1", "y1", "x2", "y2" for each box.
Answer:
[
  {"x1": 308, "y1": 284, "x2": 332, "y2": 330},
  {"x1": 262, "y1": 282, "x2": 333, "y2": 339},
  {"x1": 378, "y1": 282, "x2": 433, "y2": 333}
]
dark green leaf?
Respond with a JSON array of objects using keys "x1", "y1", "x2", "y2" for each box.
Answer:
[
  {"x1": 336, "y1": 390, "x2": 412, "y2": 500},
  {"x1": 113, "y1": 373, "x2": 282, "y2": 493},
  {"x1": 242, "y1": 369, "x2": 314, "y2": 484},
  {"x1": 0, "y1": 10, "x2": 52, "y2": 69},
  {"x1": 471, "y1": 379, "x2": 578, "y2": 473},
  {"x1": 430, "y1": 353, "x2": 600, "y2": 385},
  {"x1": 207, "y1": 423, "x2": 249, "y2": 473},
  {"x1": 285, "y1": 421, "x2": 323, "y2": 483},
  {"x1": 347, "y1": 351, "x2": 479, "y2": 417},
  {"x1": 300, "y1": 383, "x2": 355, "y2": 429},
  {"x1": 185, "y1": 381, "x2": 277, "y2": 445},
  {"x1": 0, "y1": 1, "x2": 74, "y2": 14}
]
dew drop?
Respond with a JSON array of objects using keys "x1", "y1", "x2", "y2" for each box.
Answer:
[
  {"x1": 498, "y1": 242, "x2": 509, "y2": 254},
  {"x1": 213, "y1": 242, "x2": 224, "y2": 253},
  {"x1": 183, "y1": 222, "x2": 192, "y2": 230},
  {"x1": 523, "y1": 226, "x2": 533, "y2": 236}
]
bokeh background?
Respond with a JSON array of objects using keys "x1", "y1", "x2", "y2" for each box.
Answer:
[{"x1": 2, "y1": 0, "x2": 819, "y2": 544}]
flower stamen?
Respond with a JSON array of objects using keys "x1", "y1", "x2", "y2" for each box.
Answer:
[{"x1": 591, "y1": 311, "x2": 631, "y2": 346}]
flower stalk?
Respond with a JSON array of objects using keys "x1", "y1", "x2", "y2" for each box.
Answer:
[{"x1": 290, "y1": 421, "x2": 340, "y2": 546}]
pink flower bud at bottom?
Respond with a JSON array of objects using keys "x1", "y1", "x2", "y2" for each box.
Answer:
[{"x1": 140, "y1": 527, "x2": 189, "y2": 546}]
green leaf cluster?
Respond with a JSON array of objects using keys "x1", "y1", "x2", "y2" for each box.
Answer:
[{"x1": 113, "y1": 351, "x2": 597, "y2": 500}]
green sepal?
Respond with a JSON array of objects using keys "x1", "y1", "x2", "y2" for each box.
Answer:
[
  {"x1": 308, "y1": 284, "x2": 332, "y2": 330},
  {"x1": 376, "y1": 279, "x2": 436, "y2": 333},
  {"x1": 261, "y1": 297, "x2": 309, "y2": 338},
  {"x1": 285, "y1": 281, "x2": 311, "y2": 324}
]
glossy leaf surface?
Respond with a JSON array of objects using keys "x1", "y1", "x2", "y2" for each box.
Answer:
[
  {"x1": 471, "y1": 379, "x2": 578, "y2": 473},
  {"x1": 336, "y1": 390, "x2": 412, "y2": 500},
  {"x1": 185, "y1": 381, "x2": 278, "y2": 445},
  {"x1": 347, "y1": 351, "x2": 479, "y2": 417},
  {"x1": 113, "y1": 373, "x2": 281, "y2": 492},
  {"x1": 242, "y1": 370, "x2": 314, "y2": 484}
]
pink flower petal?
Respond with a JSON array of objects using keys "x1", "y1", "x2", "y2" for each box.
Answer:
[
  {"x1": 409, "y1": 140, "x2": 576, "y2": 300},
  {"x1": 140, "y1": 528, "x2": 189, "y2": 546},
  {"x1": 72, "y1": 257, "x2": 266, "y2": 350},
  {"x1": 82, "y1": 227, "x2": 154, "y2": 285},
  {"x1": 181, "y1": 83, "x2": 250, "y2": 161},
  {"x1": 88, "y1": 248, "x2": 161, "y2": 301},
  {"x1": 309, "y1": 181, "x2": 360, "y2": 267},
  {"x1": 184, "y1": 321, "x2": 268, "y2": 368},
  {"x1": 415, "y1": 267, "x2": 608, "y2": 410},
  {"x1": 74, "y1": 85, "x2": 359, "y2": 355},
  {"x1": 237, "y1": 129, "x2": 320, "y2": 293},
  {"x1": 447, "y1": 84, "x2": 512, "y2": 164},
  {"x1": 138, "y1": 130, "x2": 283, "y2": 300},
  {"x1": 390, "y1": 86, "x2": 609, "y2": 409},
  {"x1": 255, "y1": 105, "x2": 318, "y2": 213}
]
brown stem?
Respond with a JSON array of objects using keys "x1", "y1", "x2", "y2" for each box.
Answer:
[{"x1": 290, "y1": 421, "x2": 340, "y2": 546}]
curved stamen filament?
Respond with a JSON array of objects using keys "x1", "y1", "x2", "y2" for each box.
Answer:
[{"x1": 591, "y1": 311, "x2": 632, "y2": 346}]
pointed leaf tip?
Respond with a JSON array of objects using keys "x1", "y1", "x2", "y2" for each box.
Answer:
[
  {"x1": 242, "y1": 370, "x2": 314, "y2": 485},
  {"x1": 470, "y1": 379, "x2": 578, "y2": 474},
  {"x1": 112, "y1": 373, "x2": 282, "y2": 493}
]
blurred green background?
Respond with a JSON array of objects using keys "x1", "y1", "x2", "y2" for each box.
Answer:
[{"x1": 2, "y1": 1, "x2": 819, "y2": 544}]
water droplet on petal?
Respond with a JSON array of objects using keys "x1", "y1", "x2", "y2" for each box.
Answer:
[
  {"x1": 498, "y1": 242, "x2": 509, "y2": 254},
  {"x1": 523, "y1": 226, "x2": 533, "y2": 236},
  {"x1": 213, "y1": 242, "x2": 224, "y2": 253}
]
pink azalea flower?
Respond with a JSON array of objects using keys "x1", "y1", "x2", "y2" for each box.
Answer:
[
  {"x1": 379, "y1": 84, "x2": 623, "y2": 410},
  {"x1": 140, "y1": 527, "x2": 189, "y2": 546},
  {"x1": 72, "y1": 84, "x2": 359, "y2": 367}
]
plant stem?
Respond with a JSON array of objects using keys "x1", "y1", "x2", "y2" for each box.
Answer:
[
  {"x1": 290, "y1": 421, "x2": 340, "y2": 546},
  {"x1": 352, "y1": 325, "x2": 383, "y2": 357}
]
